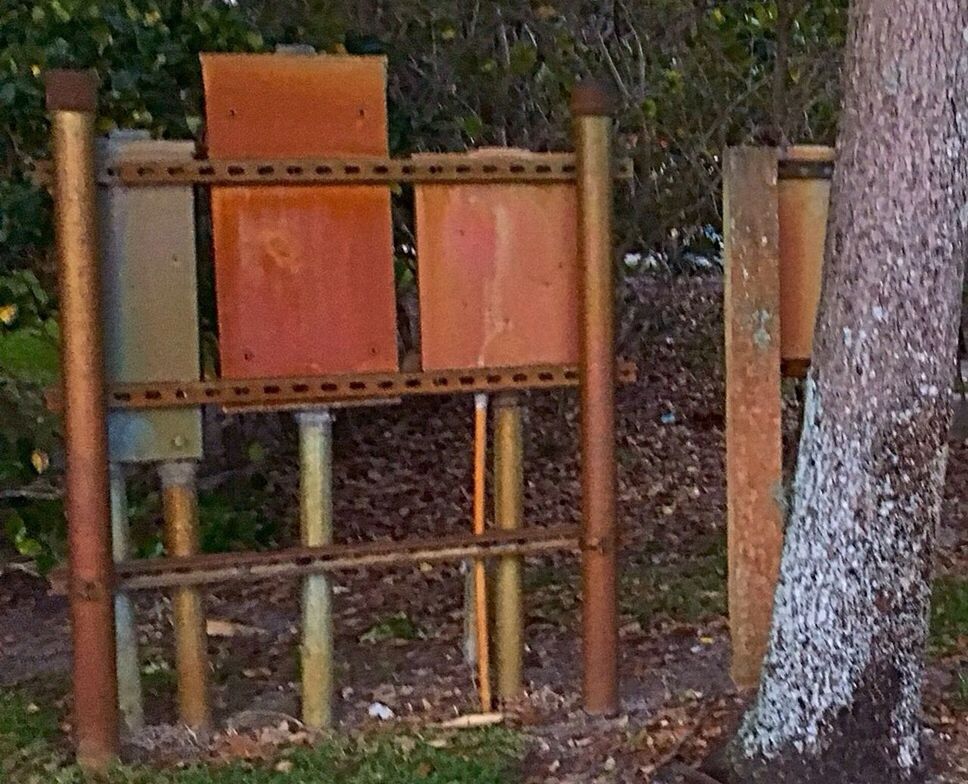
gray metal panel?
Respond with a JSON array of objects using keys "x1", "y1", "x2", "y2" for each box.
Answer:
[{"x1": 99, "y1": 133, "x2": 202, "y2": 462}]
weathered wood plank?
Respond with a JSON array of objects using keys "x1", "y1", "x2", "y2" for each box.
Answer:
[{"x1": 723, "y1": 147, "x2": 784, "y2": 690}]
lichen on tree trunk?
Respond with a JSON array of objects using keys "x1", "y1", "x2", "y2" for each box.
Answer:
[{"x1": 730, "y1": 2, "x2": 968, "y2": 783}]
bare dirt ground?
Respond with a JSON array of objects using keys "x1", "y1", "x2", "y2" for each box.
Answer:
[{"x1": 1, "y1": 278, "x2": 965, "y2": 782}]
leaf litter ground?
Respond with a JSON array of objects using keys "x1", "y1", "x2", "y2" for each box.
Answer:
[{"x1": 1, "y1": 278, "x2": 965, "y2": 782}]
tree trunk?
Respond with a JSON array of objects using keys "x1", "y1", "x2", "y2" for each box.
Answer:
[{"x1": 730, "y1": 2, "x2": 968, "y2": 783}]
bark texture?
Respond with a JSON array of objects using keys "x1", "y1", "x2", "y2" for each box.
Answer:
[{"x1": 732, "y1": 2, "x2": 968, "y2": 783}]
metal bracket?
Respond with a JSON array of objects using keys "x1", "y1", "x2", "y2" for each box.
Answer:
[
  {"x1": 580, "y1": 535, "x2": 616, "y2": 554},
  {"x1": 70, "y1": 576, "x2": 113, "y2": 602},
  {"x1": 778, "y1": 159, "x2": 833, "y2": 181}
]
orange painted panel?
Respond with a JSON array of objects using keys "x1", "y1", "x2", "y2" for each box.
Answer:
[
  {"x1": 202, "y1": 54, "x2": 397, "y2": 378},
  {"x1": 415, "y1": 150, "x2": 579, "y2": 370}
]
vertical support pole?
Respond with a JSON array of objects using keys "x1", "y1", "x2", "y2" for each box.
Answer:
[
  {"x1": 160, "y1": 461, "x2": 210, "y2": 728},
  {"x1": 46, "y1": 69, "x2": 120, "y2": 769},
  {"x1": 109, "y1": 465, "x2": 144, "y2": 732},
  {"x1": 572, "y1": 80, "x2": 619, "y2": 715},
  {"x1": 723, "y1": 148, "x2": 784, "y2": 690},
  {"x1": 471, "y1": 393, "x2": 492, "y2": 712},
  {"x1": 298, "y1": 410, "x2": 334, "y2": 729},
  {"x1": 463, "y1": 564, "x2": 478, "y2": 667},
  {"x1": 493, "y1": 393, "x2": 524, "y2": 701}
]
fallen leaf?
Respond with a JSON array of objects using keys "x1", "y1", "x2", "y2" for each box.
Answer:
[
  {"x1": 206, "y1": 619, "x2": 267, "y2": 638},
  {"x1": 437, "y1": 712, "x2": 504, "y2": 729},
  {"x1": 29, "y1": 450, "x2": 48, "y2": 475}
]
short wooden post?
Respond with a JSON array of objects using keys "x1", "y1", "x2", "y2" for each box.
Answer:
[
  {"x1": 160, "y1": 460, "x2": 210, "y2": 728},
  {"x1": 493, "y1": 393, "x2": 524, "y2": 700},
  {"x1": 298, "y1": 410, "x2": 335, "y2": 729},
  {"x1": 723, "y1": 147, "x2": 784, "y2": 690},
  {"x1": 109, "y1": 465, "x2": 144, "y2": 732}
]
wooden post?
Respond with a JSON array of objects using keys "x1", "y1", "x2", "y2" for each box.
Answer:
[
  {"x1": 777, "y1": 145, "x2": 834, "y2": 374},
  {"x1": 160, "y1": 461, "x2": 210, "y2": 728},
  {"x1": 572, "y1": 80, "x2": 619, "y2": 715},
  {"x1": 493, "y1": 393, "x2": 524, "y2": 700},
  {"x1": 46, "y1": 69, "x2": 120, "y2": 769},
  {"x1": 723, "y1": 147, "x2": 784, "y2": 690},
  {"x1": 109, "y1": 465, "x2": 144, "y2": 732},
  {"x1": 298, "y1": 410, "x2": 335, "y2": 729}
]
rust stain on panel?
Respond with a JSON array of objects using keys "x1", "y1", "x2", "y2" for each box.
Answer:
[
  {"x1": 202, "y1": 54, "x2": 397, "y2": 378},
  {"x1": 415, "y1": 149, "x2": 579, "y2": 370},
  {"x1": 723, "y1": 147, "x2": 784, "y2": 691},
  {"x1": 778, "y1": 145, "x2": 832, "y2": 363},
  {"x1": 99, "y1": 134, "x2": 202, "y2": 462}
]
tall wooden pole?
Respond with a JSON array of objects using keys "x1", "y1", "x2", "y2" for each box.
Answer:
[
  {"x1": 46, "y1": 69, "x2": 120, "y2": 768},
  {"x1": 572, "y1": 80, "x2": 619, "y2": 715}
]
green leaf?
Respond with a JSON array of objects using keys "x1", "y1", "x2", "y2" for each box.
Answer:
[
  {"x1": 0, "y1": 327, "x2": 59, "y2": 386},
  {"x1": 14, "y1": 527, "x2": 44, "y2": 558},
  {"x1": 461, "y1": 114, "x2": 484, "y2": 139},
  {"x1": 246, "y1": 440, "x2": 266, "y2": 463}
]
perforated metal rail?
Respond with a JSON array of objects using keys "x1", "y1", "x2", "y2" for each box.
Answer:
[
  {"x1": 114, "y1": 525, "x2": 582, "y2": 591},
  {"x1": 30, "y1": 153, "x2": 634, "y2": 187},
  {"x1": 45, "y1": 361, "x2": 638, "y2": 412}
]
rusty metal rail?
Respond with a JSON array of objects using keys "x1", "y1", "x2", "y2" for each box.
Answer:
[
  {"x1": 116, "y1": 525, "x2": 580, "y2": 591},
  {"x1": 29, "y1": 154, "x2": 633, "y2": 188},
  {"x1": 45, "y1": 361, "x2": 637, "y2": 412}
]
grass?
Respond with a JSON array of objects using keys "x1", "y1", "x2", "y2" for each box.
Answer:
[
  {"x1": 930, "y1": 574, "x2": 968, "y2": 656},
  {"x1": 359, "y1": 611, "x2": 424, "y2": 644},
  {"x1": 953, "y1": 670, "x2": 968, "y2": 712},
  {"x1": 621, "y1": 535, "x2": 727, "y2": 626},
  {"x1": 526, "y1": 535, "x2": 727, "y2": 627},
  {"x1": 0, "y1": 690, "x2": 523, "y2": 784},
  {"x1": 618, "y1": 544, "x2": 968, "y2": 641},
  {"x1": 534, "y1": 540, "x2": 966, "y2": 641}
]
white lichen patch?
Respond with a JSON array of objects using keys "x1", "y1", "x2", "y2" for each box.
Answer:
[
  {"x1": 739, "y1": 375, "x2": 942, "y2": 773},
  {"x1": 751, "y1": 309, "x2": 773, "y2": 350}
]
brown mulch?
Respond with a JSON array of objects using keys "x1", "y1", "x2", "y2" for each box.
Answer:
[{"x1": 1, "y1": 277, "x2": 965, "y2": 782}]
